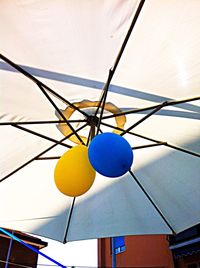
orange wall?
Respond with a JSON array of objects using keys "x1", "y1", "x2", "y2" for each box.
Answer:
[{"x1": 98, "y1": 235, "x2": 174, "y2": 268}]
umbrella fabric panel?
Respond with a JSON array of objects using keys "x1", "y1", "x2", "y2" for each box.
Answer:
[
  {"x1": 0, "y1": 0, "x2": 138, "y2": 125},
  {"x1": 0, "y1": 125, "x2": 56, "y2": 179},
  {"x1": 0, "y1": 160, "x2": 72, "y2": 242},
  {"x1": 0, "y1": 117, "x2": 70, "y2": 179},
  {"x1": 111, "y1": 0, "x2": 200, "y2": 97},
  {"x1": 66, "y1": 173, "x2": 172, "y2": 242},
  {"x1": 0, "y1": 70, "x2": 59, "y2": 121},
  {"x1": 0, "y1": 0, "x2": 199, "y2": 116},
  {"x1": 133, "y1": 145, "x2": 200, "y2": 234},
  {"x1": 121, "y1": 110, "x2": 200, "y2": 154},
  {"x1": 109, "y1": 0, "x2": 200, "y2": 152},
  {"x1": 0, "y1": 0, "x2": 137, "y2": 79}
]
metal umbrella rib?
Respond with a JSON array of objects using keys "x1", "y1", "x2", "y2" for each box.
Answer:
[
  {"x1": 36, "y1": 83, "x2": 85, "y2": 145},
  {"x1": 102, "y1": 96, "x2": 200, "y2": 120},
  {"x1": 63, "y1": 197, "x2": 76, "y2": 244},
  {"x1": 0, "y1": 119, "x2": 86, "y2": 126},
  {"x1": 0, "y1": 123, "x2": 88, "y2": 183},
  {"x1": 63, "y1": 124, "x2": 95, "y2": 243},
  {"x1": 12, "y1": 124, "x2": 72, "y2": 149},
  {"x1": 0, "y1": 53, "x2": 88, "y2": 118},
  {"x1": 120, "y1": 101, "x2": 168, "y2": 136},
  {"x1": 129, "y1": 170, "x2": 176, "y2": 234},
  {"x1": 95, "y1": 0, "x2": 146, "y2": 135},
  {"x1": 100, "y1": 121, "x2": 200, "y2": 158}
]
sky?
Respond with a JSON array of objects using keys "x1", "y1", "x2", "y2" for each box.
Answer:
[{"x1": 37, "y1": 237, "x2": 98, "y2": 268}]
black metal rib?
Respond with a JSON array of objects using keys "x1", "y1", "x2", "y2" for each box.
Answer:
[
  {"x1": 102, "y1": 96, "x2": 200, "y2": 120},
  {"x1": 86, "y1": 131, "x2": 91, "y2": 146},
  {"x1": 0, "y1": 123, "x2": 88, "y2": 183},
  {"x1": 130, "y1": 132, "x2": 200, "y2": 158},
  {"x1": 94, "y1": 70, "x2": 112, "y2": 118},
  {"x1": 96, "y1": 70, "x2": 113, "y2": 135},
  {"x1": 36, "y1": 156, "x2": 60, "y2": 160},
  {"x1": 63, "y1": 122, "x2": 95, "y2": 242},
  {"x1": 129, "y1": 170, "x2": 176, "y2": 234},
  {"x1": 94, "y1": 85, "x2": 107, "y2": 118},
  {"x1": 63, "y1": 197, "x2": 76, "y2": 243},
  {"x1": 111, "y1": 0, "x2": 146, "y2": 75},
  {"x1": 0, "y1": 53, "x2": 88, "y2": 117},
  {"x1": 101, "y1": 121, "x2": 200, "y2": 158},
  {"x1": 94, "y1": 0, "x2": 146, "y2": 134},
  {"x1": 37, "y1": 83, "x2": 85, "y2": 145},
  {"x1": 0, "y1": 119, "x2": 86, "y2": 126},
  {"x1": 86, "y1": 124, "x2": 96, "y2": 146},
  {"x1": 12, "y1": 124, "x2": 72, "y2": 148},
  {"x1": 121, "y1": 101, "x2": 168, "y2": 136},
  {"x1": 166, "y1": 144, "x2": 200, "y2": 157},
  {"x1": 132, "y1": 142, "x2": 167, "y2": 150}
]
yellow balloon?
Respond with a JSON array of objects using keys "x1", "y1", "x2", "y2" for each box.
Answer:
[{"x1": 54, "y1": 145, "x2": 96, "y2": 197}]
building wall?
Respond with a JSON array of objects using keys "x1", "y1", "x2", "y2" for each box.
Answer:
[
  {"x1": 173, "y1": 251, "x2": 200, "y2": 268},
  {"x1": 98, "y1": 235, "x2": 174, "y2": 268}
]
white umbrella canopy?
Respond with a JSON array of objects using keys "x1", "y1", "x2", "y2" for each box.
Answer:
[{"x1": 0, "y1": 0, "x2": 199, "y2": 243}]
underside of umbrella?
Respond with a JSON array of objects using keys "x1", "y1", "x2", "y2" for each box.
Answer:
[{"x1": 0, "y1": 0, "x2": 199, "y2": 243}]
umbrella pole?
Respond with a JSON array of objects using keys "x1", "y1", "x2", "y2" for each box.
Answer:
[
  {"x1": 111, "y1": 237, "x2": 116, "y2": 268},
  {"x1": 5, "y1": 230, "x2": 14, "y2": 268}
]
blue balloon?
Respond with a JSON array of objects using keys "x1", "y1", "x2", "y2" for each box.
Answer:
[{"x1": 88, "y1": 132, "x2": 133, "y2": 178}]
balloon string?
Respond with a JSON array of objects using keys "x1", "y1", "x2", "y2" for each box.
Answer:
[{"x1": 0, "y1": 228, "x2": 67, "y2": 268}]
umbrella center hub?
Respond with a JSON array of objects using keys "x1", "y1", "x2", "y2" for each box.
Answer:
[{"x1": 86, "y1": 115, "x2": 99, "y2": 127}]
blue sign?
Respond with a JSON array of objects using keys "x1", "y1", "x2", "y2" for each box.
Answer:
[{"x1": 112, "y1": 236, "x2": 126, "y2": 254}]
